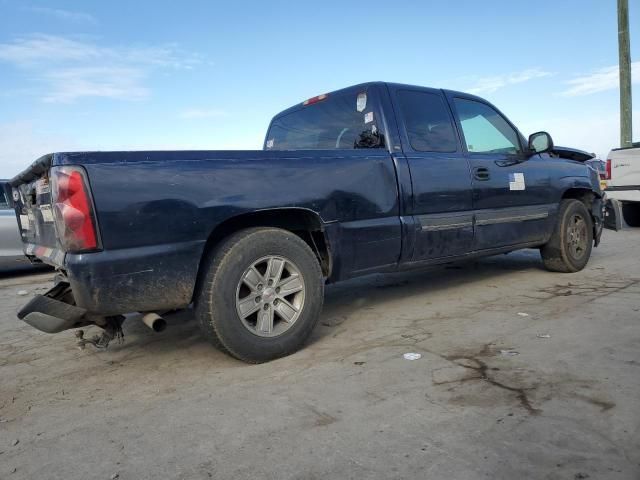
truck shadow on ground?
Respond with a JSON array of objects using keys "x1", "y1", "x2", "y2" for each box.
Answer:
[
  {"x1": 114, "y1": 249, "x2": 546, "y2": 357},
  {"x1": 0, "y1": 261, "x2": 52, "y2": 279}
]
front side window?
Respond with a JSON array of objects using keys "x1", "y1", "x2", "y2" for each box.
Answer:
[
  {"x1": 453, "y1": 98, "x2": 521, "y2": 154},
  {"x1": 266, "y1": 89, "x2": 384, "y2": 150},
  {"x1": 397, "y1": 90, "x2": 458, "y2": 153}
]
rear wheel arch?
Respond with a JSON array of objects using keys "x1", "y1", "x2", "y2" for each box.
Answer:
[{"x1": 192, "y1": 208, "x2": 331, "y2": 303}]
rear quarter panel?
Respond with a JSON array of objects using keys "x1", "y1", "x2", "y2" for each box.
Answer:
[{"x1": 56, "y1": 150, "x2": 401, "y2": 313}]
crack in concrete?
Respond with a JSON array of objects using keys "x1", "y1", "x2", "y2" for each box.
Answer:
[{"x1": 438, "y1": 345, "x2": 542, "y2": 415}]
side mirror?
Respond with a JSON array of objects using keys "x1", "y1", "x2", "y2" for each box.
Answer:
[{"x1": 528, "y1": 131, "x2": 553, "y2": 154}]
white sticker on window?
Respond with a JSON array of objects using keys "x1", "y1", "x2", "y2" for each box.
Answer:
[
  {"x1": 364, "y1": 112, "x2": 374, "y2": 124},
  {"x1": 509, "y1": 172, "x2": 525, "y2": 191},
  {"x1": 266, "y1": 139, "x2": 274, "y2": 149},
  {"x1": 357, "y1": 92, "x2": 367, "y2": 112}
]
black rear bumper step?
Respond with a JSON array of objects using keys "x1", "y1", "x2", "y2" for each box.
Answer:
[
  {"x1": 605, "y1": 185, "x2": 640, "y2": 192},
  {"x1": 17, "y1": 282, "x2": 87, "y2": 333}
]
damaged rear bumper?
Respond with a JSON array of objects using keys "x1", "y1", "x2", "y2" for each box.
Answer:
[
  {"x1": 17, "y1": 282, "x2": 87, "y2": 333},
  {"x1": 16, "y1": 240, "x2": 205, "y2": 335}
]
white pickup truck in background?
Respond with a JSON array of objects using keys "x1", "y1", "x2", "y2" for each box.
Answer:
[{"x1": 606, "y1": 144, "x2": 640, "y2": 227}]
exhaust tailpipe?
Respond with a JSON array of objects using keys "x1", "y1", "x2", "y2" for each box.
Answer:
[{"x1": 141, "y1": 312, "x2": 167, "y2": 332}]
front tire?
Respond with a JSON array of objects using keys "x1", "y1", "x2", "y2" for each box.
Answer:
[
  {"x1": 195, "y1": 227, "x2": 324, "y2": 363},
  {"x1": 540, "y1": 199, "x2": 593, "y2": 272}
]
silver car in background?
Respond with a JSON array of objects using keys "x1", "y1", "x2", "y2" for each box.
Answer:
[{"x1": 1, "y1": 180, "x2": 50, "y2": 271}]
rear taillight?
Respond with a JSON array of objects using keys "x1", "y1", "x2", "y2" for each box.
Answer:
[
  {"x1": 605, "y1": 159, "x2": 612, "y2": 180},
  {"x1": 51, "y1": 166, "x2": 99, "y2": 252}
]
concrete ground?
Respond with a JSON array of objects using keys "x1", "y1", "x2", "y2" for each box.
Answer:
[{"x1": 1, "y1": 230, "x2": 639, "y2": 480}]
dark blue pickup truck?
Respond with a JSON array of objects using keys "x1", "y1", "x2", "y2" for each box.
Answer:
[{"x1": 8, "y1": 82, "x2": 609, "y2": 362}]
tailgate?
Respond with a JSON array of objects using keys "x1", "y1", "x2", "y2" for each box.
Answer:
[
  {"x1": 609, "y1": 147, "x2": 640, "y2": 187},
  {"x1": 8, "y1": 154, "x2": 65, "y2": 267}
]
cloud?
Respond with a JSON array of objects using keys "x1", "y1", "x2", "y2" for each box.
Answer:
[
  {"x1": 26, "y1": 6, "x2": 97, "y2": 24},
  {"x1": 0, "y1": 34, "x2": 202, "y2": 102},
  {"x1": 466, "y1": 68, "x2": 553, "y2": 95},
  {"x1": 43, "y1": 67, "x2": 149, "y2": 103},
  {"x1": 179, "y1": 108, "x2": 228, "y2": 119},
  {"x1": 561, "y1": 61, "x2": 640, "y2": 96}
]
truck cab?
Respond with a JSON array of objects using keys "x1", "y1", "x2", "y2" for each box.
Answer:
[{"x1": 265, "y1": 82, "x2": 605, "y2": 267}]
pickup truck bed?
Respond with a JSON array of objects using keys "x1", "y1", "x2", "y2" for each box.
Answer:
[
  {"x1": 7, "y1": 81, "x2": 611, "y2": 362},
  {"x1": 16, "y1": 149, "x2": 400, "y2": 314}
]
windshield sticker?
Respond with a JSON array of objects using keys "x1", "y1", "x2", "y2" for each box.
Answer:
[
  {"x1": 509, "y1": 172, "x2": 525, "y2": 191},
  {"x1": 364, "y1": 112, "x2": 374, "y2": 124},
  {"x1": 356, "y1": 92, "x2": 367, "y2": 112},
  {"x1": 266, "y1": 139, "x2": 274, "y2": 149}
]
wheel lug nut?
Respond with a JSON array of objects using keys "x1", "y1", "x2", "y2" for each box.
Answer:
[
  {"x1": 263, "y1": 304, "x2": 269, "y2": 311},
  {"x1": 275, "y1": 287, "x2": 280, "y2": 293},
  {"x1": 268, "y1": 280, "x2": 274, "y2": 286},
  {"x1": 273, "y1": 299, "x2": 279, "y2": 306},
  {"x1": 255, "y1": 296, "x2": 261, "y2": 303},
  {"x1": 257, "y1": 284, "x2": 263, "y2": 291}
]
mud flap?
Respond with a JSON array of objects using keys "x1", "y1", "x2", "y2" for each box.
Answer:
[
  {"x1": 592, "y1": 197, "x2": 604, "y2": 246},
  {"x1": 604, "y1": 198, "x2": 623, "y2": 231}
]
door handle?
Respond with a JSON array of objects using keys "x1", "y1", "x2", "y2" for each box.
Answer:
[{"x1": 473, "y1": 167, "x2": 490, "y2": 181}]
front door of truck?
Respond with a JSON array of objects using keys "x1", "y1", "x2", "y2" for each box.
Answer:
[
  {"x1": 447, "y1": 94, "x2": 554, "y2": 250},
  {"x1": 392, "y1": 87, "x2": 474, "y2": 261}
]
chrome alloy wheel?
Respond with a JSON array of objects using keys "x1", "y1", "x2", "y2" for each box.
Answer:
[{"x1": 235, "y1": 255, "x2": 306, "y2": 337}]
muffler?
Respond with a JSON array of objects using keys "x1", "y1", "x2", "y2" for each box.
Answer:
[{"x1": 141, "y1": 312, "x2": 167, "y2": 332}]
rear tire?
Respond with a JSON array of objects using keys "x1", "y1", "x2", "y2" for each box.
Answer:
[
  {"x1": 540, "y1": 199, "x2": 593, "y2": 272},
  {"x1": 195, "y1": 227, "x2": 324, "y2": 363}
]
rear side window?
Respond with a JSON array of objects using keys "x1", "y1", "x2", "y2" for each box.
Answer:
[
  {"x1": 453, "y1": 98, "x2": 521, "y2": 154},
  {"x1": 266, "y1": 89, "x2": 383, "y2": 150},
  {"x1": 397, "y1": 90, "x2": 458, "y2": 153}
]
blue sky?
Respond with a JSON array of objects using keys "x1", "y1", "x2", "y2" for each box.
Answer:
[{"x1": 0, "y1": 0, "x2": 638, "y2": 177}]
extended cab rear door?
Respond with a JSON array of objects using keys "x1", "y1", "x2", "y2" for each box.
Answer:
[
  {"x1": 388, "y1": 85, "x2": 474, "y2": 261},
  {"x1": 445, "y1": 92, "x2": 555, "y2": 250}
]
